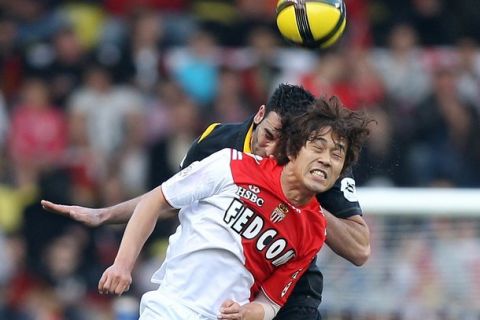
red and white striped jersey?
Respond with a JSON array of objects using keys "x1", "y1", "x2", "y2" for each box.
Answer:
[{"x1": 155, "y1": 148, "x2": 326, "y2": 318}]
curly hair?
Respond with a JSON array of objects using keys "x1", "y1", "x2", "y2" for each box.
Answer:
[{"x1": 274, "y1": 96, "x2": 372, "y2": 174}]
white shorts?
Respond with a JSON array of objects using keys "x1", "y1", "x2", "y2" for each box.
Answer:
[{"x1": 139, "y1": 290, "x2": 215, "y2": 320}]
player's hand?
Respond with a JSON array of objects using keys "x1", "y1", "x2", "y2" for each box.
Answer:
[
  {"x1": 217, "y1": 299, "x2": 245, "y2": 319},
  {"x1": 41, "y1": 200, "x2": 104, "y2": 227},
  {"x1": 98, "y1": 264, "x2": 132, "y2": 296}
]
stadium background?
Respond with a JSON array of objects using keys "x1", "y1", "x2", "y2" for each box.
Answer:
[{"x1": 0, "y1": 0, "x2": 480, "y2": 319}]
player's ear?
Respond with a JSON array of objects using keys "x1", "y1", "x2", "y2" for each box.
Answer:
[{"x1": 253, "y1": 105, "x2": 266, "y2": 125}]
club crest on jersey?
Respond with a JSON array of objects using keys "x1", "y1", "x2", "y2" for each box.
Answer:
[
  {"x1": 271, "y1": 203, "x2": 289, "y2": 223},
  {"x1": 236, "y1": 185, "x2": 264, "y2": 207}
]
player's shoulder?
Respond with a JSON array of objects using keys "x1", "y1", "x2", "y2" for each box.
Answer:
[
  {"x1": 196, "y1": 118, "x2": 253, "y2": 149},
  {"x1": 198, "y1": 122, "x2": 244, "y2": 142},
  {"x1": 315, "y1": 169, "x2": 363, "y2": 218},
  {"x1": 229, "y1": 149, "x2": 266, "y2": 166}
]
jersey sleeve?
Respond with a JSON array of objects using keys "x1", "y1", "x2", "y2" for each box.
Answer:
[
  {"x1": 316, "y1": 168, "x2": 363, "y2": 218},
  {"x1": 162, "y1": 148, "x2": 232, "y2": 208},
  {"x1": 260, "y1": 254, "x2": 316, "y2": 307}
]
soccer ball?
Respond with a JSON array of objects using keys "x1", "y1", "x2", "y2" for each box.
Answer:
[{"x1": 275, "y1": 0, "x2": 347, "y2": 48}]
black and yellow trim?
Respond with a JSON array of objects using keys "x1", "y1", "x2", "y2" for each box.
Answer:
[
  {"x1": 243, "y1": 124, "x2": 254, "y2": 153},
  {"x1": 198, "y1": 123, "x2": 221, "y2": 143}
]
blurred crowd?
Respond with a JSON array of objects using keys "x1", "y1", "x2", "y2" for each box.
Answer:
[
  {"x1": 0, "y1": 0, "x2": 480, "y2": 319},
  {"x1": 319, "y1": 216, "x2": 480, "y2": 320}
]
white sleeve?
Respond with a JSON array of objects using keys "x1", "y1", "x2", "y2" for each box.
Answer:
[
  {"x1": 161, "y1": 148, "x2": 232, "y2": 208},
  {"x1": 253, "y1": 290, "x2": 280, "y2": 320}
]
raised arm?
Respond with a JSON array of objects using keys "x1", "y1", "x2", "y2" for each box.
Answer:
[
  {"x1": 41, "y1": 124, "x2": 221, "y2": 227},
  {"x1": 98, "y1": 186, "x2": 171, "y2": 295},
  {"x1": 41, "y1": 196, "x2": 144, "y2": 227}
]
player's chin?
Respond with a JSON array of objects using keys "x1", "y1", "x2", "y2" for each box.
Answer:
[
  {"x1": 306, "y1": 178, "x2": 329, "y2": 193},
  {"x1": 304, "y1": 184, "x2": 324, "y2": 195}
]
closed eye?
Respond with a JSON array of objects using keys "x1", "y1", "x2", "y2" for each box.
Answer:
[
  {"x1": 265, "y1": 129, "x2": 275, "y2": 141},
  {"x1": 332, "y1": 152, "x2": 343, "y2": 160}
]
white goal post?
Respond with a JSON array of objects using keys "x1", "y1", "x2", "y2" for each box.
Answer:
[
  {"x1": 357, "y1": 187, "x2": 480, "y2": 216},
  {"x1": 318, "y1": 187, "x2": 480, "y2": 319}
]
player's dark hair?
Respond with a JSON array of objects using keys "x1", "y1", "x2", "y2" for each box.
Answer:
[
  {"x1": 275, "y1": 96, "x2": 372, "y2": 174},
  {"x1": 265, "y1": 84, "x2": 316, "y2": 120}
]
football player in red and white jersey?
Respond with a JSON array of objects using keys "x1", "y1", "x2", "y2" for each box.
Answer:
[
  {"x1": 42, "y1": 84, "x2": 372, "y2": 320},
  {"x1": 96, "y1": 97, "x2": 371, "y2": 320}
]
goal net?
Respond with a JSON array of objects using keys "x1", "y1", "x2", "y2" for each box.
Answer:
[{"x1": 317, "y1": 188, "x2": 480, "y2": 320}]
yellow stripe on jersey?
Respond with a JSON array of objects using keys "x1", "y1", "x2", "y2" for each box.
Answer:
[
  {"x1": 198, "y1": 123, "x2": 221, "y2": 143},
  {"x1": 243, "y1": 124, "x2": 254, "y2": 153}
]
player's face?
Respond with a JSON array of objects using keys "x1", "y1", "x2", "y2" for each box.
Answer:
[
  {"x1": 251, "y1": 108, "x2": 282, "y2": 157},
  {"x1": 291, "y1": 127, "x2": 347, "y2": 194}
]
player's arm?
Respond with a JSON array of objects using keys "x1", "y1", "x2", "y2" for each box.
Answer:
[
  {"x1": 317, "y1": 174, "x2": 370, "y2": 266},
  {"x1": 41, "y1": 196, "x2": 143, "y2": 227},
  {"x1": 218, "y1": 291, "x2": 280, "y2": 320},
  {"x1": 324, "y1": 209, "x2": 370, "y2": 266},
  {"x1": 98, "y1": 185, "x2": 171, "y2": 295},
  {"x1": 41, "y1": 124, "x2": 221, "y2": 226}
]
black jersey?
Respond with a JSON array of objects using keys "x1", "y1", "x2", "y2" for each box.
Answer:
[{"x1": 180, "y1": 118, "x2": 363, "y2": 308}]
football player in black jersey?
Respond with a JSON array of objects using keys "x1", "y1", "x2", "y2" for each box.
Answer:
[{"x1": 42, "y1": 84, "x2": 370, "y2": 320}]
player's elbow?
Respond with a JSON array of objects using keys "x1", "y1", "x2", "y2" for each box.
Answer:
[{"x1": 351, "y1": 244, "x2": 370, "y2": 266}]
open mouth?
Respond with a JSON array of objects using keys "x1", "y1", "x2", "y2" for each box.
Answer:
[{"x1": 310, "y1": 169, "x2": 327, "y2": 180}]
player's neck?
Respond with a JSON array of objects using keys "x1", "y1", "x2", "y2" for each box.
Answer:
[{"x1": 280, "y1": 164, "x2": 315, "y2": 207}]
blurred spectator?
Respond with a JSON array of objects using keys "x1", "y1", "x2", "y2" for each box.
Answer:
[
  {"x1": 343, "y1": 0, "x2": 373, "y2": 48},
  {"x1": 432, "y1": 219, "x2": 480, "y2": 310},
  {"x1": 7, "y1": 0, "x2": 66, "y2": 46},
  {"x1": 59, "y1": 1, "x2": 105, "y2": 49},
  {"x1": 0, "y1": 168, "x2": 38, "y2": 233},
  {"x1": 0, "y1": 231, "x2": 13, "y2": 286},
  {"x1": 338, "y1": 49, "x2": 385, "y2": 109},
  {"x1": 0, "y1": 18, "x2": 23, "y2": 103},
  {"x1": 233, "y1": 0, "x2": 277, "y2": 47},
  {"x1": 118, "y1": 10, "x2": 167, "y2": 94},
  {"x1": 455, "y1": 37, "x2": 480, "y2": 109},
  {"x1": 166, "y1": 29, "x2": 220, "y2": 107},
  {"x1": 116, "y1": 105, "x2": 148, "y2": 197},
  {"x1": 144, "y1": 80, "x2": 185, "y2": 144},
  {"x1": 300, "y1": 51, "x2": 347, "y2": 102},
  {"x1": 211, "y1": 68, "x2": 250, "y2": 123},
  {"x1": 408, "y1": 67, "x2": 480, "y2": 186},
  {"x1": 47, "y1": 27, "x2": 88, "y2": 107},
  {"x1": 454, "y1": 0, "x2": 480, "y2": 42},
  {"x1": 147, "y1": 97, "x2": 200, "y2": 189},
  {"x1": 8, "y1": 78, "x2": 67, "y2": 184},
  {"x1": 407, "y1": 0, "x2": 456, "y2": 46},
  {"x1": 0, "y1": 93, "x2": 8, "y2": 149},
  {"x1": 39, "y1": 232, "x2": 88, "y2": 317},
  {"x1": 371, "y1": 23, "x2": 431, "y2": 111},
  {"x1": 240, "y1": 26, "x2": 282, "y2": 109},
  {"x1": 68, "y1": 64, "x2": 143, "y2": 175},
  {"x1": 355, "y1": 106, "x2": 404, "y2": 187},
  {"x1": 368, "y1": 0, "x2": 409, "y2": 46},
  {"x1": 300, "y1": 50, "x2": 384, "y2": 109},
  {"x1": 191, "y1": 0, "x2": 240, "y2": 46},
  {"x1": 390, "y1": 233, "x2": 440, "y2": 319},
  {"x1": 146, "y1": 97, "x2": 200, "y2": 242},
  {"x1": 104, "y1": 0, "x2": 187, "y2": 17},
  {"x1": 1, "y1": 233, "x2": 31, "y2": 319}
]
